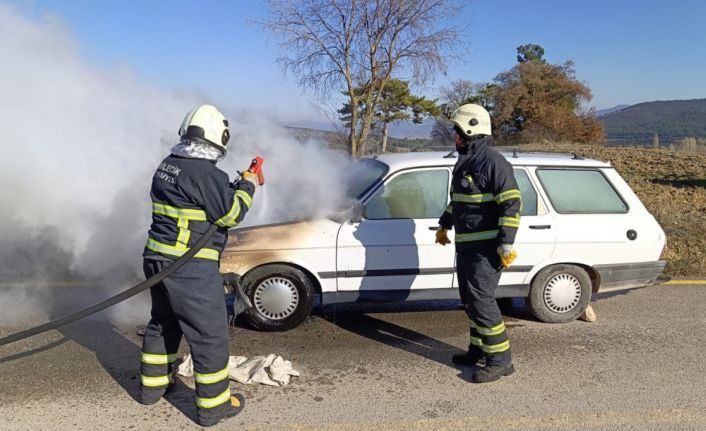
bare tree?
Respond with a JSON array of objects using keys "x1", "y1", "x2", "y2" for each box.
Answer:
[
  {"x1": 431, "y1": 79, "x2": 490, "y2": 146},
  {"x1": 439, "y1": 79, "x2": 479, "y2": 111},
  {"x1": 261, "y1": 0, "x2": 465, "y2": 157}
]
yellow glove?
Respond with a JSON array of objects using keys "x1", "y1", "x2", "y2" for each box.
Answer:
[
  {"x1": 435, "y1": 227, "x2": 451, "y2": 246},
  {"x1": 497, "y1": 244, "x2": 517, "y2": 268},
  {"x1": 241, "y1": 170, "x2": 260, "y2": 187}
]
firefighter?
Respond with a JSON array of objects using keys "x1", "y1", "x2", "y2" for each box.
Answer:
[
  {"x1": 139, "y1": 104, "x2": 261, "y2": 426},
  {"x1": 436, "y1": 104, "x2": 521, "y2": 383}
]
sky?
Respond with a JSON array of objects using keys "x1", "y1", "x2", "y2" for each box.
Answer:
[{"x1": 6, "y1": 0, "x2": 706, "y2": 126}]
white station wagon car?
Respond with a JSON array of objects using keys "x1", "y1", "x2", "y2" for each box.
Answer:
[{"x1": 221, "y1": 151, "x2": 666, "y2": 331}]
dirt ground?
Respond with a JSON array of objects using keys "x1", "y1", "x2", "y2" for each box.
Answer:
[{"x1": 520, "y1": 142, "x2": 706, "y2": 276}]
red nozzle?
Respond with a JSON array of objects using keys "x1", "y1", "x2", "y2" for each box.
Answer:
[{"x1": 247, "y1": 156, "x2": 265, "y2": 185}]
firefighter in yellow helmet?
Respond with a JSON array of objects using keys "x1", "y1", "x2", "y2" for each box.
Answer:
[
  {"x1": 436, "y1": 104, "x2": 521, "y2": 383},
  {"x1": 139, "y1": 104, "x2": 262, "y2": 426}
]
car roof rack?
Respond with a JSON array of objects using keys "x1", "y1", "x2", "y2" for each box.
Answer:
[{"x1": 497, "y1": 146, "x2": 587, "y2": 161}]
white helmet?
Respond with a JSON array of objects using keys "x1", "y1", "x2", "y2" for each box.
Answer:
[
  {"x1": 450, "y1": 103, "x2": 491, "y2": 138},
  {"x1": 178, "y1": 104, "x2": 230, "y2": 153}
]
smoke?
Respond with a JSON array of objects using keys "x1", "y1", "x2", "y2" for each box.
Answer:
[
  {"x1": 0, "y1": 5, "x2": 358, "y2": 326},
  {"x1": 222, "y1": 114, "x2": 356, "y2": 225}
]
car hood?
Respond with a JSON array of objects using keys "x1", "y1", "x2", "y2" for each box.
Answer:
[{"x1": 223, "y1": 219, "x2": 342, "y2": 253}]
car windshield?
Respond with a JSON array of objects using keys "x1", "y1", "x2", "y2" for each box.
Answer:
[{"x1": 345, "y1": 158, "x2": 389, "y2": 200}]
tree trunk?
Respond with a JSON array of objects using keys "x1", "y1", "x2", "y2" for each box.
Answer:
[
  {"x1": 348, "y1": 131, "x2": 356, "y2": 156},
  {"x1": 381, "y1": 122, "x2": 389, "y2": 153},
  {"x1": 356, "y1": 103, "x2": 377, "y2": 158},
  {"x1": 357, "y1": 121, "x2": 371, "y2": 158},
  {"x1": 349, "y1": 97, "x2": 360, "y2": 157}
]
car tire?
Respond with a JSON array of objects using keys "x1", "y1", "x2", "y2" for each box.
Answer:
[
  {"x1": 527, "y1": 264, "x2": 591, "y2": 323},
  {"x1": 241, "y1": 264, "x2": 315, "y2": 331}
]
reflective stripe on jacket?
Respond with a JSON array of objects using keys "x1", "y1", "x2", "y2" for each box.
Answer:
[{"x1": 438, "y1": 137, "x2": 521, "y2": 252}]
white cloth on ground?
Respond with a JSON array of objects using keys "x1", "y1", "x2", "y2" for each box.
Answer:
[{"x1": 176, "y1": 353, "x2": 300, "y2": 386}]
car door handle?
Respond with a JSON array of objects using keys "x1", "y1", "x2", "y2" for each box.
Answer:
[
  {"x1": 428, "y1": 226, "x2": 440, "y2": 231},
  {"x1": 529, "y1": 225, "x2": 551, "y2": 229}
]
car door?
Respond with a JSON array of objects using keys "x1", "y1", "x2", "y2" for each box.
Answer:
[
  {"x1": 336, "y1": 167, "x2": 456, "y2": 298},
  {"x1": 501, "y1": 167, "x2": 558, "y2": 286},
  {"x1": 534, "y1": 167, "x2": 640, "y2": 263}
]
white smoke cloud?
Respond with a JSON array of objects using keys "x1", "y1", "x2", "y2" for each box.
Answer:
[
  {"x1": 0, "y1": 4, "x2": 357, "y2": 326},
  {"x1": 223, "y1": 114, "x2": 354, "y2": 225}
]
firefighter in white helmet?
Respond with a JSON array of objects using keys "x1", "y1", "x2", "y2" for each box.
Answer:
[
  {"x1": 436, "y1": 104, "x2": 521, "y2": 383},
  {"x1": 139, "y1": 104, "x2": 262, "y2": 426}
]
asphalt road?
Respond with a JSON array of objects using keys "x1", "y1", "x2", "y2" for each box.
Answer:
[{"x1": 1, "y1": 281, "x2": 705, "y2": 430}]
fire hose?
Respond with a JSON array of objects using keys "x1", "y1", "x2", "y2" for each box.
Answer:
[{"x1": 0, "y1": 157, "x2": 264, "y2": 348}]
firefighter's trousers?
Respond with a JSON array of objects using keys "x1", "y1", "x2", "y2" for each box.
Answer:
[
  {"x1": 456, "y1": 248, "x2": 512, "y2": 366},
  {"x1": 140, "y1": 258, "x2": 231, "y2": 423}
]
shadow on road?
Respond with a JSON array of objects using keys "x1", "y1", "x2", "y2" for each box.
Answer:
[
  {"x1": 0, "y1": 338, "x2": 68, "y2": 365},
  {"x1": 318, "y1": 299, "x2": 536, "y2": 382},
  {"x1": 2, "y1": 282, "x2": 203, "y2": 425},
  {"x1": 58, "y1": 316, "x2": 204, "y2": 424},
  {"x1": 58, "y1": 321, "x2": 142, "y2": 400},
  {"x1": 321, "y1": 308, "x2": 465, "y2": 368}
]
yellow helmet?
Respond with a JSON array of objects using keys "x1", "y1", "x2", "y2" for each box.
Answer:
[
  {"x1": 450, "y1": 103, "x2": 491, "y2": 138},
  {"x1": 178, "y1": 104, "x2": 230, "y2": 153}
]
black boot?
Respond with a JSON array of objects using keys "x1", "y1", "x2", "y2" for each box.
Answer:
[
  {"x1": 471, "y1": 363, "x2": 515, "y2": 383},
  {"x1": 452, "y1": 349, "x2": 485, "y2": 366},
  {"x1": 198, "y1": 393, "x2": 245, "y2": 427}
]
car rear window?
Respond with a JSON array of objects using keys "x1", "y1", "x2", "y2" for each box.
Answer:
[{"x1": 536, "y1": 168, "x2": 628, "y2": 213}]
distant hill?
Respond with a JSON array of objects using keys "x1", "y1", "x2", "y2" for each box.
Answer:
[
  {"x1": 599, "y1": 99, "x2": 706, "y2": 144},
  {"x1": 596, "y1": 104, "x2": 630, "y2": 117}
]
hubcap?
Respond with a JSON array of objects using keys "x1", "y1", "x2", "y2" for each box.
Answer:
[
  {"x1": 543, "y1": 273, "x2": 582, "y2": 313},
  {"x1": 253, "y1": 277, "x2": 299, "y2": 320}
]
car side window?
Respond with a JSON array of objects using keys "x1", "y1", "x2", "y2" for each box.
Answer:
[
  {"x1": 537, "y1": 168, "x2": 628, "y2": 213},
  {"x1": 513, "y1": 168, "x2": 537, "y2": 216},
  {"x1": 364, "y1": 169, "x2": 449, "y2": 219}
]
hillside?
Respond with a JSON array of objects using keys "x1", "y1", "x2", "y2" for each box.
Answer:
[
  {"x1": 600, "y1": 99, "x2": 706, "y2": 144},
  {"x1": 595, "y1": 104, "x2": 630, "y2": 117}
]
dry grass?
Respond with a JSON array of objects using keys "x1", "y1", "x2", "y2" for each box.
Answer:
[{"x1": 519, "y1": 142, "x2": 706, "y2": 276}]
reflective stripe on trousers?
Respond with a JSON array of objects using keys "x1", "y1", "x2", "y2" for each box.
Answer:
[
  {"x1": 456, "y1": 249, "x2": 512, "y2": 366},
  {"x1": 470, "y1": 319, "x2": 511, "y2": 354},
  {"x1": 140, "y1": 258, "x2": 232, "y2": 419}
]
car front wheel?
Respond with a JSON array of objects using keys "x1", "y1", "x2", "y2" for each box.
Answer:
[
  {"x1": 527, "y1": 264, "x2": 592, "y2": 323},
  {"x1": 241, "y1": 264, "x2": 315, "y2": 331}
]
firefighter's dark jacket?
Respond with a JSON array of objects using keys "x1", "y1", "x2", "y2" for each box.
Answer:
[
  {"x1": 143, "y1": 154, "x2": 255, "y2": 262},
  {"x1": 438, "y1": 137, "x2": 521, "y2": 253}
]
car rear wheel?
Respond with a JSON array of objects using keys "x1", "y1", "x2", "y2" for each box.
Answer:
[
  {"x1": 527, "y1": 264, "x2": 591, "y2": 323},
  {"x1": 241, "y1": 264, "x2": 315, "y2": 331}
]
